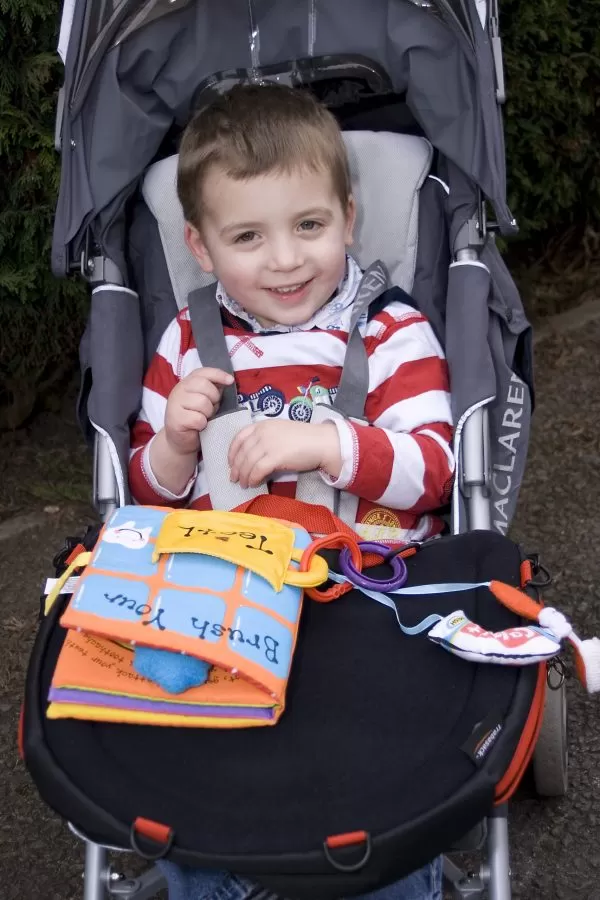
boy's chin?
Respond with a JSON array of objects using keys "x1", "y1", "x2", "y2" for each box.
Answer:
[
  {"x1": 265, "y1": 295, "x2": 331, "y2": 328},
  {"x1": 270, "y1": 307, "x2": 319, "y2": 327}
]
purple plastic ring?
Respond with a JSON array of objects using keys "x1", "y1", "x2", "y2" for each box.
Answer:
[{"x1": 338, "y1": 541, "x2": 408, "y2": 592}]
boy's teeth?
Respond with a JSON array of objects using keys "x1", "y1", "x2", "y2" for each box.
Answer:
[{"x1": 273, "y1": 282, "x2": 304, "y2": 293}]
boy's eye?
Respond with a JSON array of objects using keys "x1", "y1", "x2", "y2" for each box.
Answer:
[
  {"x1": 234, "y1": 231, "x2": 257, "y2": 244},
  {"x1": 298, "y1": 220, "x2": 322, "y2": 232}
]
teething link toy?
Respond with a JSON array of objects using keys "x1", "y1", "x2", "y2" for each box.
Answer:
[
  {"x1": 339, "y1": 541, "x2": 408, "y2": 592},
  {"x1": 301, "y1": 532, "x2": 364, "y2": 602}
]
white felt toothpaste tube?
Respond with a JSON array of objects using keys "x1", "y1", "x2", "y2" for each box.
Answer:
[{"x1": 427, "y1": 611, "x2": 562, "y2": 665}]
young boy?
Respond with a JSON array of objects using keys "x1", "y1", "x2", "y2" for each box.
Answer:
[
  {"x1": 130, "y1": 85, "x2": 453, "y2": 545},
  {"x1": 130, "y1": 84, "x2": 450, "y2": 899}
]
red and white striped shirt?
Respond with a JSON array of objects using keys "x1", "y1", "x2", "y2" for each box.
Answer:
[{"x1": 130, "y1": 262, "x2": 454, "y2": 543}]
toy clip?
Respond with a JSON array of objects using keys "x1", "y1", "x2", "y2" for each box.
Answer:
[{"x1": 488, "y1": 581, "x2": 600, "y2": 693}]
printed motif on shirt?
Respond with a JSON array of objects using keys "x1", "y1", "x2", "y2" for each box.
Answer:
[{"x1": 237, "y1": 374, "x2": 337, "y2": 423}]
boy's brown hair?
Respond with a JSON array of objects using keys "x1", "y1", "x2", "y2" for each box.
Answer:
[{"x1": 177, "y1": 83, "x2": 351, "y2": 228}]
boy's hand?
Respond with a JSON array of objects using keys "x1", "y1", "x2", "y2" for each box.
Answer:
[
  {"x1": 165, "y1": 367, "x2": 234, "y2": 456},
  {"x1": 228, "y1": 420, "x2": 342, "y2": 488}
]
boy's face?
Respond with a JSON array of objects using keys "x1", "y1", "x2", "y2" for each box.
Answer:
[{"x1": 184, "y1": 165, "x2": 355, "y2": 328}]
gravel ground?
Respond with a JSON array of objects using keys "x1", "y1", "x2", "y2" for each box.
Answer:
[{"x1": 0, "y1": 321, "x2": 599, "y2": 900}]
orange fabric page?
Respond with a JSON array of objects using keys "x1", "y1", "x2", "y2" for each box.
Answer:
[{"x1": 52, "y1": 630, "x2": 276, "y2": 709}]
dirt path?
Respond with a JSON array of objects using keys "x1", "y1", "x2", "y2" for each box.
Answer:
[{"x1": 1, "y1": 323, "x2": 599, "y2": 899}]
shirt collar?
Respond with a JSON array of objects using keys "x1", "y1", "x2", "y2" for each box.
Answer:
[{"x1": 216, "y1": 255, "x2": 363, "y2": 333}]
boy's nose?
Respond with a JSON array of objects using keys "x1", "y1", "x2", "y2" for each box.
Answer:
[{"x1": 268, "y1": 236, "x2": 303, "y2": 272}]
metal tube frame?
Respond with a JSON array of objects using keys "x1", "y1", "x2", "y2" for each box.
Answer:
[
  {"x1": 83, "y1": 842, "x2": 109, "y2": 900},
  {"x1": 443, "y1": 237, "x2": 511, "y2": 897},
  {"x1": 82, "y1": 839, "x2": 167, "y2": 898},
  {"x1": 454, "y1": 247, "x2": 492, "y2": 532},
  {"x1": 92, "y1": 431, "x2": 119, "y2": 520},
  {"x1": 442, "y1": 807, "x2": 511, "y2": 899}
]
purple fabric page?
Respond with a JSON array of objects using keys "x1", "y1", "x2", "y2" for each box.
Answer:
[{"x1": 48, "y1": 687, "x2": 274, "y2": 720}]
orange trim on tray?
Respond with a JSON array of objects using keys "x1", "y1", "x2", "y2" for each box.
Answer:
[
  {"x1": 519, "y1": 559, "x2": 533, "y2": 588},
  {"x1": 133, "y1": 817, "x2": 173, "y2": 845},
  {"x1": 65, "y1": 543, "x2": 87, "y2": 566},
  {"x1": 17, "y1": 705, "x2": 25, "y2": 760},
  {"x1": 494, "y1": 663, "x2": 546, "y2": 804},
  {"x1": 326, "y1": 830, "x2": 369, "y2": 849}
]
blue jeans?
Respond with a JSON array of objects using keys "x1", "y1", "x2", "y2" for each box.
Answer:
[{"x1": 157, "y1": 856, "x2": 442, "y2": 900}]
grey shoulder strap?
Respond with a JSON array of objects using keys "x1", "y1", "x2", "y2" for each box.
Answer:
[
  {"x1": 187, "y1": 286, "x2": 266, "y2": 508},
  {"x1": 187, "y1": 285, "x2": 239, "y2": 416},
  {"x1": 296, "y1": 261, "x2": 390, "y2": 522},
  {"x1": 332, "y1": 260, "x2": 390, "y2": 421}
]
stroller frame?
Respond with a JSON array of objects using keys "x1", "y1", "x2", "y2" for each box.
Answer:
[
  {"x1": 34, "y1": 0, "x2": 569, "y2": 894},
  {"x1": 86, "y1": 414, "x2": 515, "y2": 900},
  {"x1": 75, "y1": 807, "x2": 510, "y2": 900}
]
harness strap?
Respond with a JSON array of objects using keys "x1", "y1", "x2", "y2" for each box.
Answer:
[
  {"x1": 187, "y1": 263, "x2": 390, "y2": 516},
  {"x1": 295, "y1": 261, "x2": 390, "y2": 522},
  {"x1": 332, "y1": 260, "x2": 389, "y2": 420},
  {"x1": 189, "y1": 285, "x2": 266, "y2": 507},
  {"x1": 187, "y1": 284, "x2": 238, "y2": 415}
]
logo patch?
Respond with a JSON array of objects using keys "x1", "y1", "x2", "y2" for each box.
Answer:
[
  {"x1": 461, "y1": 711, "x2": 504, "y2": 768},
  {"x1": 361, "y1": 508, "x2": 402, "y2": 530}
]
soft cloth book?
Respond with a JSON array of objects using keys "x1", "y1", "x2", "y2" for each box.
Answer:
[{"x1": 49, "y1": 505, "x2": 327, "y2": 727}]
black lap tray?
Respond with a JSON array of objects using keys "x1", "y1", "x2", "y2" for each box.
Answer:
[{"x1": 23, "y1": 530, "x2": 539, "y2": 899}]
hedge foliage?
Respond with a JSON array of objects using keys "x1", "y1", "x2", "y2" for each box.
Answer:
[
  {"x1": 502, "y1": 0, "x2": 600, "y2": 238},
  {"x1": 0, "y1": 0, "x2": 86, "y2": 429},
  {"x1": 0, "y1": 0, "x2": 599, "y2": 427}
]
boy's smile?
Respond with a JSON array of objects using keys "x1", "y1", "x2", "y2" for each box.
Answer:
[{"x1": 185, "y1": 166, "x2": 355, "y2": 328}]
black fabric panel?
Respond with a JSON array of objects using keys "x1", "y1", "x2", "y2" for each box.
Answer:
[
  {"x1": 24, "y1": 531, "x2": 538, "y2": 897},
  {"x1": 410, "y1": 178, "x2": 450, "y2": 348},
  {"x1": 365, "y1": 286, "x2": 418, "y2": 322}
]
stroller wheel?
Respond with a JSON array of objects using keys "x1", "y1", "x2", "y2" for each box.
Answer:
[{"x1": 532, "y1": 674, "x2": 568, "y2": 797}]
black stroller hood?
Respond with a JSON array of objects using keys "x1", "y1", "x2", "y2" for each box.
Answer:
[{"x1": 53, "y1": 0, "x2": 514, "y2": 282}]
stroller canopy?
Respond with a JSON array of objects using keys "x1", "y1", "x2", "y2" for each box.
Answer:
[{"x1": 54, "y1": 0, "x2": 513, "y2": 281}]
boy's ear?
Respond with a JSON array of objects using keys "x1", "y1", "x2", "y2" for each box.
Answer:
[
  {"x1": 184, "y1": 222, "x2": 214, "y2": 273},
  {"x1": 344, "y1": 195, "x2": 357, "y2": 246}
]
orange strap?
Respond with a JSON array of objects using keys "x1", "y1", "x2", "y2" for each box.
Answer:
[
  {"x1": 234, "y1": 495, "x2": 410, "y2": 599},
  {"x1": 235, "y1": 495, "x2": 399, "y2": 563},
  {"x1": 235, "y1": 496, "x2": 356, "y2": 539},
  {"x1": 488, "y1": 580, "x2": 543, "y2": 621}
]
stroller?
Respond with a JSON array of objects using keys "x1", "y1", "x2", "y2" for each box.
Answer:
[{"x1": 21, "y1": 0, "x2": 571, "y2": 898}]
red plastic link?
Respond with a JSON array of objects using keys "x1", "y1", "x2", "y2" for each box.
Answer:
[{"x1": 300, "y1": 532, "x2": 363, "y2": 602}]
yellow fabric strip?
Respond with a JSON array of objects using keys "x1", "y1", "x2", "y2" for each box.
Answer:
[
  {"x1": 44, "y1": 552, "x2": 91, "y2": 615},
  {"x1": 46, "y1": 702, "x2": 277, "y2": 729},
  {"x1": 55, "y1": 684, "x2": 270, "y2": 709}
]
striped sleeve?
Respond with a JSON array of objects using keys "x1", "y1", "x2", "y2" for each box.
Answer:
[
  {"x1": 128, "y1": 312, "x2": 198, "y2": 506},
  {"x1": 322, "y1": 310, "x2": 454, "y2": 512}
]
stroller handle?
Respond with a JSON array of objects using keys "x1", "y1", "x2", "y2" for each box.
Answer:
[{"x1": 190, "y1": 54, "x2": 394, "y2": 117}]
